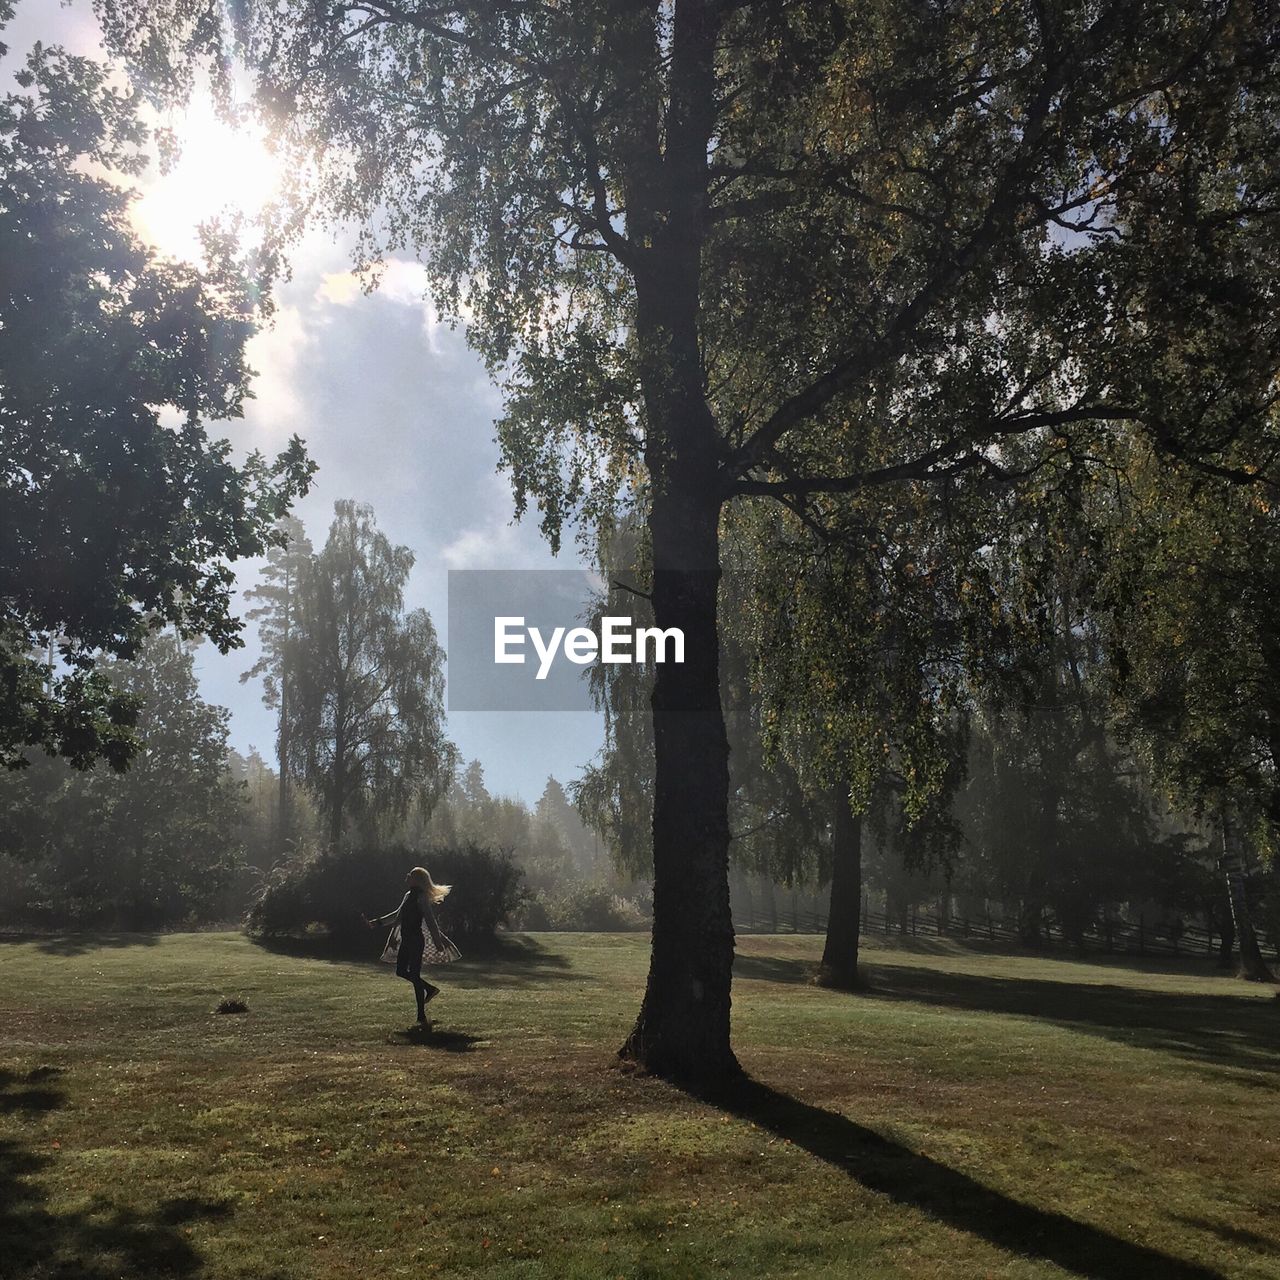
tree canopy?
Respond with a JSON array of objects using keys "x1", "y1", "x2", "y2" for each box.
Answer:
[{"x1": 0, "y1": 29, "x2": 312, "y2": 770}]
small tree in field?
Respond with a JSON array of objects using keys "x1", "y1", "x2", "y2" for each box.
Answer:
[
  {"x1": 241, "y1": 516, "x2": 314, "y2": 852},
  {"x1": 287, "y1": 501, "x2": 455, "y2": 847}
]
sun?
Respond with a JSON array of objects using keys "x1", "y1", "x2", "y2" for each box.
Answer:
[{"x1": 132, "y1": 91, "x2": 285, "y2": 263}]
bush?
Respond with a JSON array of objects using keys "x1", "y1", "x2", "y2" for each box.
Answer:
[
  {"x1": 245, "y1": 842, "x2": 526, "y2": 946},
  {"x1": 512, "y1": 884, "x2": 649, "y2": 932}
]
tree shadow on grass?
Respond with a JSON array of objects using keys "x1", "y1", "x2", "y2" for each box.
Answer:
[
  {"x1": 0, "y1": 1070, "x2": 232, "y2": 1280},
  {"x1": 859, "y1": 962, "x2": 1280, "y2": 1080},
  {"x1": 735, "y1": 941, "x2": 1265, "y2": 985},
  {"x1": 0, "y1": 931, "x2": 162, "y2": 957},
  {"x1": 0, "y1": 1066, "x2": 66, "y2": 1116},
  {"x1": 254, "y1": 931, "x2": 579, "y2": 989},
  {"x1": 1171, "y1": 1215, "x2": 1280, "y2": 1257},
  {"x1": 734, "y1": 954, "x2": 815, "y2": 985},
  {"x1": 695, "y1": 1075, "x2": 1224, "y2": 1280},
  {"x1": 734, "y1": 950, "x2": 1280, "y2": 1081},
  {"x1": 446, "y1": 936, "x2": 581, "y2": 991}
]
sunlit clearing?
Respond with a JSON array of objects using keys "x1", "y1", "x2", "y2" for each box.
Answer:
[{"x1": 132, "y1": 91, "x2": 283, "y2": 263}]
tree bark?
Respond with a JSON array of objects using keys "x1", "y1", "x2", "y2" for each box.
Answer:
[
  {"x1": 619, "y1": 480, "x2": 738, "y2": 1081},
  {"x1": 1219, "y1": 813, "x2": 1275, "y2": 983},
  {"x1": 818, "y1": 782, "x2": 862, "y2": 988},
  {"x1": 328, "y1": 787, "x2": 343, "y2": 849}
]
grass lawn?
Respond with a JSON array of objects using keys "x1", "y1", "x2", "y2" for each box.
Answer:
[{"x1": 1, "y1": 929, "x2": 1277, "y2": 1279}]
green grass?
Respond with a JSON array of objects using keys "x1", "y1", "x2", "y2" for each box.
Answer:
[{"x1": 1, "y1": 930, "x2": 1277, "y2": 1279}]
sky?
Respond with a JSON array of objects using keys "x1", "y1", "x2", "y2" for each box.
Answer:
[{"x1": 9, "y1": 0, "x2": 606, "y2": 803}]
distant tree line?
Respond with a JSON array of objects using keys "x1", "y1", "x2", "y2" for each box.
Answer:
[
  {"x1": 0, "y1": 497, "x2": 646, "y2": 934},
  {"x1": 0, "y1": 634, "x2": 247, "y2": 928}
]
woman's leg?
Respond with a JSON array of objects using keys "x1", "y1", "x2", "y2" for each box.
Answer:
[{"x1": 396, "y1": 945, "x2": 428, "y2": 1021}]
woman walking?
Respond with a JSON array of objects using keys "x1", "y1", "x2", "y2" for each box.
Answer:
[{"x1": 365, "y1": 866, "x2": 461, "y2": 1025}]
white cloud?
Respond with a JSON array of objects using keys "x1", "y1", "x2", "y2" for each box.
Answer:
[
  {"x1": 242, "y1": 304, "x2": 309, "y2": 434},
  {"x1": 315, "y1": 271, "x2": 366, "y2": 306},
  {"x1": 440, "y1": 518, "x2": 545, "y2": 570},
  {"x1": 313, "y1": 259, "x2": 475, "y2": 355}
]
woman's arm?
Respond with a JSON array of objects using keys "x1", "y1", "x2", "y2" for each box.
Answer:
[{"x1": 365, "y1": 892, "x2": 410, "y2": 928}]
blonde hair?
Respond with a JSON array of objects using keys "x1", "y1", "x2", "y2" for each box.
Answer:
[{"x1": 407, "y1": 866, "x2": 451, "y2": 904}]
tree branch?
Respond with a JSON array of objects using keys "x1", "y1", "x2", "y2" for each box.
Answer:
[{"x1": 731, "y1": 405, "x2": 1141, "y2": 498}]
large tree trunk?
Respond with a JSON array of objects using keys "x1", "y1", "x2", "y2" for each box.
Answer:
[
  {"x1": 1219, "y1": 813, "x2": 1275, "y2": 983},
  {"x1": 619, "y1": 483, "x2": 738, "y2": 1080},
  {"x1": 616, "y1": 0, "x2": 735, "y2": 1082},
  {"x1": 819, "y1": 782, "x2": 862, "y2": 988}
]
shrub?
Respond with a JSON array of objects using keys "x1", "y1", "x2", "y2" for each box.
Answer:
[
  {"x1": 246, "y1": 842, "x2": 526, "y2": 945},
  {"x1": 514, "y1": 895, "x2": 553, "y2": 931},
  {"x1": 513, "y1": 884, "x2": 649, "y2": 932}
]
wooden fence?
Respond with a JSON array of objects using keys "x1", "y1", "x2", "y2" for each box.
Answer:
[{"x1": 730, "y1": 885, "x2": 1276, "y2": 960}]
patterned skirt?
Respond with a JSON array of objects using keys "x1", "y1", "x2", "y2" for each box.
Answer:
[{"x1": 380, "y1": 923, "x2": 462, "y2": 967}]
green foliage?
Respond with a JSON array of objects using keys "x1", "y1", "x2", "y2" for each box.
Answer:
[
  {"x1": 533, "y1": 776, "x2": 603, "y2": 878},
  {"x1": 571, "y1": 525, "x2": 657, "y2": 876},
  {"x1": 1092, "y1": 446, "x2": 1280, "y2": 855},
  {"x1": 0, "y1": 632, "x2": 245, "y2": 928},
  {"x1": 421, "y1": 761, "x2": 605, "y2": 894},
  {"x1": 731, "y1": 489, "x2": 977, "y2": 865},
  {"x1": 98, "y1": 1, "x2": 1280, "y2": 553},
  {"x1": 284, "y1": 502, "x2": 455, "y2": 844},
  {"x1": 515, "y1": 883, "x2": 649, "y2": 932},
  {"x1": 573, "y1": 522, "x2": 822, "y2": 884},
  {"x1": 245, "y1": 841, "x2": 526, "y2": 944},
  {"x1": 241, "y1": 517, "x2": 314, "y2": 716},
  {"x1": 0, "y1": 36, "x2": 312, "y2": 769}
]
